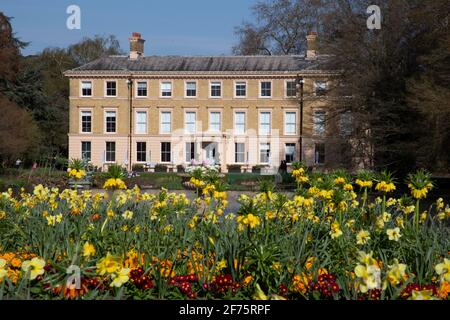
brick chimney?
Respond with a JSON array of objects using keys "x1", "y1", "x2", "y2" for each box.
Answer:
[
  {"x1": 129, "y1": 32, "x2": 145, "y2": 60},
  {"x1": 306, "y1": 32, "x2": 318, "y2": 60}
]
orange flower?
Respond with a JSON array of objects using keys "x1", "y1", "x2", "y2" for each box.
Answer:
[
  {"x1": 243, "y1": 275, "x2": 253, "y2": 286},
  {"x1": 91, "y1": 213, "x2": 101, "y2": 222},
  {"x1": 439, "y1": 282, "x2": 450, "y2": 300}
]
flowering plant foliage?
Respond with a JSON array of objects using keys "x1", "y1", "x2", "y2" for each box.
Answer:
[{"x1": 0, "y1": 167, "x2": 448, "y2": 300}]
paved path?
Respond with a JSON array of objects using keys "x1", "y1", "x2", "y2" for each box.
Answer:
[{"x1": 92, "y1": 189, "x2": 294, "y2": 214}]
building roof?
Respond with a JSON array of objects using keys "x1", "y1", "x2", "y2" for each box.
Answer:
[{"x1": 65, "y1": 54, "x2": 334, "y2": 75}]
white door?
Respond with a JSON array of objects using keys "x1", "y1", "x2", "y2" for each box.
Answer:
[{"x1": 204, "y1": 142, "x2": 218, "y2": 165}]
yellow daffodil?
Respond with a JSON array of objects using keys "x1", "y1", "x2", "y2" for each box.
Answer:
[
  {"x1": 21, "y1": 257, "x2": 46, "y2": 280},
  {"x1": 122, "y1": 210, "x2": 133, "y2": 220},
  {"x1": 253, "y1": 283, "x2": 269, "y2": 300},
  {"x1": 387, "y1": 259, "x2": 407, "y2": 286},
  {"x1": 356, "y1": 230, "x2": 371, "y2": 245},
  {"x1": 408, "y1": 289, "x2": 437, "y2": 300},
  {"x1": 354, "y1": 264, "x2": 381, "y2": 293},
  {"x1": 330, "y1": 221, "x2": 343, "y2": 239},
  {"x1": 83, "y1": 242, "x2": 96, "y2": 258},
  {"x1": 435, "y1": 258, "x2": 450, "y2": 282},
  {"x1": 386, "y1": 227, "x2": 401, "y2": 241},
  {"x1": 0, "y1": 258, "x2": 7, "y2": 279},
  {"x1": 110, "y1": 267, "x2": 130, "y2": 287},
  {"x1": 96, "y1": 253, "x2": 122, "y2": 275}
]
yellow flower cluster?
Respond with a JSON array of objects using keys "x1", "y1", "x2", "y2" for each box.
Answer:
[
  {"x1": 96, "y1": 253, "x2": 130, "y2": 287},
  {"x1": 375, "y1": 181, "x2": 396, "y2": 193},
  {"x1": 237, "y1": 213, "x2": 261, "y2": 230},
  {"x1": 190, "y1": 177, "x2": 205, "y2": 189},
  {"x1": 355, "y1": 179, "x2": 373, "y2": 188},
  {"x1": 408, "y1": 182, "x2": 433, "y2": 200},
  {"x1": 68, "y1": 168, "x2": 86, "y2": 180},
  {"x1": 292, "y1": 168, "x2": 309, "y2": 183},
  {"x1": 354, "y1": 251, "x2": 381, "y2": 293},
  {"x1": 103, "y1": 178, "x2": 127, "y2": 190},
  {"x1": 330, "y1": 221, "x2": 343, "y2": 239}
]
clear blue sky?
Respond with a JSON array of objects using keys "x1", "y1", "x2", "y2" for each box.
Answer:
[{"x1": 2, "y1": 0, "x2": 257, "y2": 56}]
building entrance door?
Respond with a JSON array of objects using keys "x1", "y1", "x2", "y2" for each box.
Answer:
[{"x1": 203, "y1": 142, "x2": 219, "y2": 165}]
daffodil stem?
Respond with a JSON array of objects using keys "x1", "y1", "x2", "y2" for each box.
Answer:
[{"x1": 414, "y1": 199, "x2": 420, "y2": 229}]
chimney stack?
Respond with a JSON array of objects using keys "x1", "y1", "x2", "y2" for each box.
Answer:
[
  {"x1": 129, "y1": 32, "x2": 145, "y2": 60},
  {"x1": 306, "y1": 32, "x2": 318, "y2": 60}
]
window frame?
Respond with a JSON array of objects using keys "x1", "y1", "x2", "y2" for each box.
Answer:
[
  {"x1": 184, "y1": 111, "x2": 197, "y2": 134},
  {"x1": 160, "y1": 80, "x2": 173, "y2": 98},
  {"x1": 135, "y1": 80, "x2": 148, "y2": 98},
  {"x1": 79, "y1": 109, "x2": 92, "y2": 134},
  {"x1": 234, "y1": 142, "x2": 245, "y2": 164},
  {"x1": 234, "y1": 80, "x2": 247, "y2": 98},
  {"x1": 209, "y1": 110, "x2": 222, "y2": 133},
  {"x1": 258, "y1": 111, "x2": 272, "y2": 135},
  {"x1": 135, "y1": 110, "x2": 147, "y2": 134},
  {"x1": 80, "y1": 80, "x2": 93, "y2": 97},
  {"x1": 160, "y1": 142, "x2": 172, "y2": 163},
  {"x1": 104, "y1": 109, "x2": 117, "y2": 134},
  {"x1": 105, "y1": 80, "x2": 117, "y2": 97},
  {"x1": 284, "y1": 110, "x2": 297, "y2": 135},
  {"x1": 234, "y1": 110, "x2": 246, "y2": 135},
  {"x1": 285, "y1": 143, "x2": 296, "y2": 164},
  {"x1": 185, "y1": 142, "x2": 197, "y2": 163},
  {"x1": 209, "y1": 80, "x2": 222, "y2": 98},
  {"x1": 314, "y1": 143, "x2": 326, "y2": 165},
  {"x1": 259, "y1": 80, "x2": 272, "y2": 98},
  {"x1": 159, "y1": 110, "x2": 172, "y2": 134},
  {"x1": 105, "y1": 141, "x2": 116, "y2": 163},
  {"x1": 185, "y1": 80, "x2": 197, "y2": 98},
  {"x1": 314, "y1": 80, "x2": 328, "y2": 96},
  {"x1": 259, "y1": 143, "x2": 271, "y2": 164},
  {"x1": 81, "y1": 141, "x2": 91, "y2": 161},
  {"x1": 136, "y1": 141, "x2": 147, "y2": 163},
  {"x1": 313, "y1": 110, "x2": 327, "y2": 136},
  {"x1": 285, "y1": 80, "x2": 297, "y2": 98}
]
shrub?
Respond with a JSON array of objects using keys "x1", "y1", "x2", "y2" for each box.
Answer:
[
  {"x1": 252, "y1": 165, "x2": 266, "y2": 173},
  {"x1": 176, "y1": 164, "x2": 185, "y2": 173},
  {"x1": 227, "y1": 164, "x2": 242, "y2": 173},
  {"x1": 155, "y1": 164, "x2": 168, "y2": 172},
  {"x1": 132, "y1": 164, "x2": 145, "y2": 172}
]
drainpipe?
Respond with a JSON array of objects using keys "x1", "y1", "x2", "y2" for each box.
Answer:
[
  {"x1": 127, "y1": 76, "x2": 133, "y2": 172},
  {"x1": 296, "y1": 75, "x2": 305, "y2": 163}
]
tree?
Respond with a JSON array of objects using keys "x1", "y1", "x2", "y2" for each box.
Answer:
[
  {"x1": 233, "y1": 0, "x2": 330, "y2": 55},
  {"x1": 319, "y1": 0, "x2": 450, "y2": 174},
  {"x1": 67, "y1": 34, "x2": 124, "y2": 65},
  {"x1": 0, "y1": 12, "x2": 27, "y2": 94},
  {"x1": 0, "y1": 95, "x2": 39, "y2": 165}
]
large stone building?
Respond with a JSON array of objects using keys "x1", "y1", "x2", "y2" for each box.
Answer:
[{"x1": 65, "y1": 32, "x2": 346, "y2": 172}]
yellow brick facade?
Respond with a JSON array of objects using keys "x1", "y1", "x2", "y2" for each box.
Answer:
[{"x1": 67, "y1": 73, "x2": 336, "y2": 172}]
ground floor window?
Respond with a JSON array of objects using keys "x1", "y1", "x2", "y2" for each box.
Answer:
[
  {"x1": 136, "y1": 142, "x2": 146, "y2": 162},
  {"x1": 315, "y1": 143, "x2": 325, "y2": 164},
  {"x1": 235, "y1": 143, "x2": 245, "y2": 163},
  {"x1": 81, "y1": 141, "x2": 91, "y2": 161},
  {"x1": 260, "y1": 143, "x2": 270, "y2": 163},
  {"x1": 105, "y1": 142, "x2": 116, "y2": 162},
  {"x1": 185, "y1": 142, "x2": 196, "y2": 162},
  {"x1": 161, "y1": 142, "x2": 171, "y2": 162},
  {"x1": 285, "y1": 143, "x2": 295, "y2": 163}
]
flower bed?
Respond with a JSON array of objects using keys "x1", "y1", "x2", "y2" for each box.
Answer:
[{"x1": 0, "y1": 164, "x2": 448, "y2": 300}]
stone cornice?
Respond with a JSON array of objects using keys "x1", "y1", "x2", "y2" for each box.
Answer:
[{"x1": 64, "y1": 70, "x2": 341, "y2": 78}]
